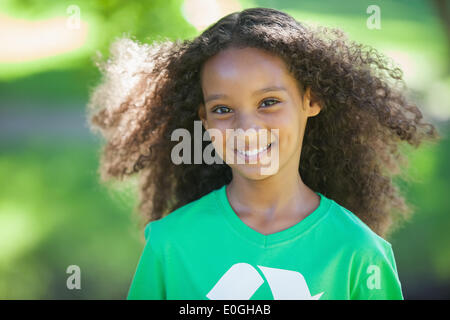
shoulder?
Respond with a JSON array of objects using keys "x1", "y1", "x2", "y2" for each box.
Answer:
[
  {"x1": 324, "y1": 200, "x2": 404, "y2": 299},
  {"x1": 143, "y1": 186, "x2": 223, "y2": 247},
  {"x1": 324, "y1": 197, "x2": 393, "y2": 257}
]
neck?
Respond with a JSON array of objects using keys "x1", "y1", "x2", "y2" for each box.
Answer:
[{"x1": 226, "y1": 160, "x2": 313, "y2": 218}]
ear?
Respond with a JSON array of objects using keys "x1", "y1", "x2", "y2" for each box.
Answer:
[
  {"x1": 303, "y1": 87, "x2": 322, "y2": 117},
  {"x1": 198, "y1": 103, "x2": 208, "y2": 130}
]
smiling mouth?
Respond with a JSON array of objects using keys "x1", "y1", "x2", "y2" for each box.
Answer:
[{"x1": 235, "y1": 142, "x2": 273, "y2": 160}]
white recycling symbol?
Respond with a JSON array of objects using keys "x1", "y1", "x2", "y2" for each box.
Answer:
[{"x1": 206, "y1": 263, "x2": 324, "y2": 300}]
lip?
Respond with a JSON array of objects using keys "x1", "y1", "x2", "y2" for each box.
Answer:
[{"x1": 234, "y1": 142, "x2": 274, "y2": 163}]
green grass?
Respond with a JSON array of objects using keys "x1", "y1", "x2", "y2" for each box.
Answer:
[{"x1": 0, "y1": 140, "x2": 144, "y2": 299}]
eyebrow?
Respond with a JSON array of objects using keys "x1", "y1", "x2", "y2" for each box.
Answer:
[{"x1": 204, "y1": 85, "x2": 287, "y2": 104}]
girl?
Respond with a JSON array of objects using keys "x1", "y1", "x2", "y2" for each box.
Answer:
[{"x1": 87, "y1": 7, "x2": 439, "y2": 300}]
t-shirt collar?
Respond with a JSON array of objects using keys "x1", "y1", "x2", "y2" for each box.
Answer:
[{"x1": 214, "y1": 184, "x2": 333, "y2": 248}]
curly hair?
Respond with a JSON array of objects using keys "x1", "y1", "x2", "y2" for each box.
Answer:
[{"x1": 87, "y1": 7, "x2": 440, "y2": 238}]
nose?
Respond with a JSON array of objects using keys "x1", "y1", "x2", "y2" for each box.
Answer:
[
  {"x1": 233, "y1": 112, "x2": 267, "y2": 148},
  {"x1": 235, "y1": 110, "x2": 264, "y2": 132}
]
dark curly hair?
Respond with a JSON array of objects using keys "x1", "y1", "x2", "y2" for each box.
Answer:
[{"x1": 87, "y1": 7, "x2": 440, "y2": 238}]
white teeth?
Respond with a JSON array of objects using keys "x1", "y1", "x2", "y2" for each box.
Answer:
[{"x1": 237, "y1": 143, "x2": 271, "y2": 157}]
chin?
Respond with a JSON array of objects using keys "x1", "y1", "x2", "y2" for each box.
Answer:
[{"x1": 230, "y1": 164, "x2": 280, "y2": 181}]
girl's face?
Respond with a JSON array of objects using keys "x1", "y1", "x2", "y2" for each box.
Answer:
[{"x1": 198, "y1": 46, "x2": 321, "y2": 180}]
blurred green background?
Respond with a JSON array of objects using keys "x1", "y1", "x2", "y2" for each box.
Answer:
[{"x1": 0, "y1": 0, "x2": 449, "y2": 299}]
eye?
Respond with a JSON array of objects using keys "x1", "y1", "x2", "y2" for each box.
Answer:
[
  {"x1": 212, "y1": 105, "x2": 232, "y2": 114},
  {"x1": 260, "y1": 98, "x2": 280, "y2": 108}
]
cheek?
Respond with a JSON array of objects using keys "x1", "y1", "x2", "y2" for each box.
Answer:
[
  {"x1": 208, "y1": 127, "x2": 229, "y2": 160},
  {"x1": 269, "y1": 111, "x2": 303, "y2": 151}
]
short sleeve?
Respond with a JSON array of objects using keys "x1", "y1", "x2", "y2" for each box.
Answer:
[
  {"x1": 127, "y1": 222, "x2": 166, "y2": 300},
  {"x1": 350, "y1": 241, "x2": 404, "y2": 300}
]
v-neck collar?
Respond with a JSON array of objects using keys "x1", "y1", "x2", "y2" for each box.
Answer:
[{"x1": 214, "y1": 184, "x2": 333, "y2": 248}]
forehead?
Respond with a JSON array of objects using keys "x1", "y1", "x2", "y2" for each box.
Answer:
[{"x1": 200, "y1": 47, "x2": 294, "y2": 93}]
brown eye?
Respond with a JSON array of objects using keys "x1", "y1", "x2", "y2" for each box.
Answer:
[
  {"x1": 212, "y1": 106, "x2": 232, "y2": 114},
  {"x1": 260, "y1": 98, "x2": 280, "y2": 108}
]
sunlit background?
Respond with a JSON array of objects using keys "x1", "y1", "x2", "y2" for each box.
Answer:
[{"x1": 0, "y1": 0, "x2": 449, "y2": 299}]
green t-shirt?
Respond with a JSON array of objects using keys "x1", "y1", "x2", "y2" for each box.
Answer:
[{"x1": 127, "y1": 184, "x2": 403, "y2": 300}]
